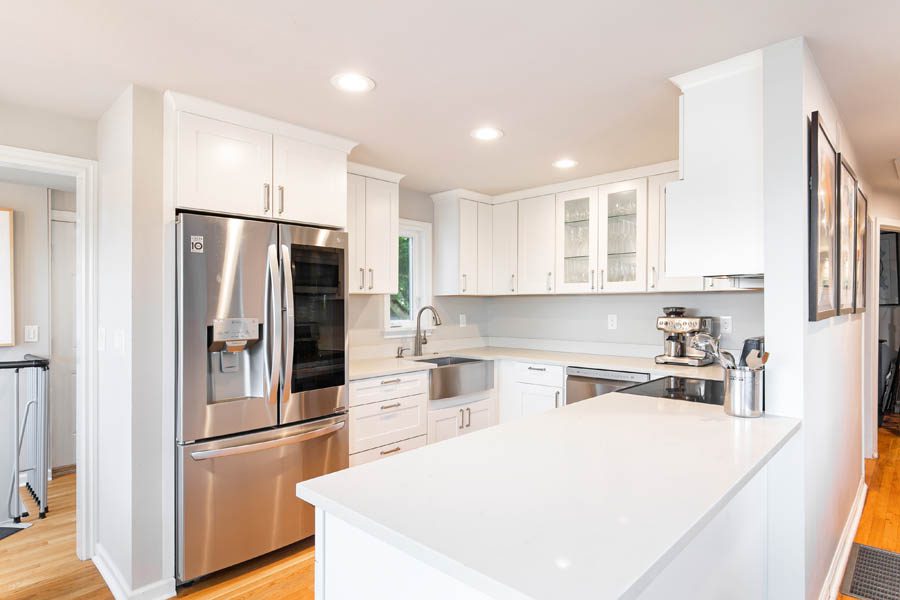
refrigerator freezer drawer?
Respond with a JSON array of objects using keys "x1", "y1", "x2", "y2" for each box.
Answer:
[{"x1": 176, "y1": 413, "x2": 348, "y2": 583}]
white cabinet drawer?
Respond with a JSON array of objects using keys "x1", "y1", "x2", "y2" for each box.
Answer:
[
  {"x1": 349, "y1": 371, "x2": 429, "y2": 407},
  {"x1": 348, "y1": 393, "x2": 427, "y2": 454},
  {"x1": 512, "y1": 362, "x2": 564, "y2": 386},
  {"x1": 349, "y1": 434, "x2": 427, "y2": 467}
]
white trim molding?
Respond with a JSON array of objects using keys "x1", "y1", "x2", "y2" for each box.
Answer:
[
  {"x1": 0, "y1": 144, "x2": 98, "y2": 561},
  {"x1": 93, "y1": 544, "x2": 176, "y2": 600},
  {"x1": 348, "y1": 161, "x2": 405, "y2": 184},
  {"x1": 819, "y1": 477, "x2": 867, "y2": 600}
]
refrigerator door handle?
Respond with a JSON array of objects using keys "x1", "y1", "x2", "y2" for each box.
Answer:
[
  {"x1": 267, "y1": 243, "x2": 282, "y2": 405},
  {"x1": 190, "y1": 421, "x2": 346, "y2": 461},
  {"x1": 281, "y1": 244, "x2": 295, "y2": 402}
]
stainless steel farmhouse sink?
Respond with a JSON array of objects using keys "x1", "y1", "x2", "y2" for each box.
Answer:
[{"x1": 414, "y1": 356, "x2": 494, "y2": 400}]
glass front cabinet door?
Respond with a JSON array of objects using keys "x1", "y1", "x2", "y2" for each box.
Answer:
[
  {"x1": 555, "y1": 187, "x2": 599, "y2": 293},
  {"x1": 598, "y1": 178, "x2": 648, "y2": 293}
]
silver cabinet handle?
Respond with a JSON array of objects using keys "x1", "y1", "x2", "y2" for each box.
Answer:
[
  {"x1": 650, "y1": 266, "x2": 657, "y2": 289},
  {"x1": 380, "y1": 446, "x2": 402, "y2": 456},
  {"x1": 359, "y1": 267, "x2": 365, "y2": 290},
  {"x1": 380, "y1": 402, "x2": 401, "y2": 410},
  {"x1": 555, "y1": 390, "x2": 560, "y2": 408},
  {"x1": 191, "y1": 421, "x2": 345, "y2": 460},
  {"x1": 380, "y1": 378, "x2": 401, "y2": 385},
  {"x1": 600, "y1": 269, "x2": 605, "y2": 290},
  {"x1": 510, "y1": 273, "x2": 516, "y2": 292},
  {"x1": 368, "y1": 268, "x2": 374, "y2": 290},
  {"x1": 547, "y1": 271, "x2": 552, "y2": 291},
  {"x1": 458, "y1": 408, "x2": 464, "y2": 429},
  {"x1": 527, "y1": 366, "x2": 546, "y2": 372},
  {"x1": 278, "y1": 185, "x2": 285, "y2": 214},
  {"x1": 466, "y1": 407, "x2": 472, "y2": 428},
  {"x1": 462, "y1": 273, "x2": 467, "y2": 293},
  {"x1": 591, "y1": 269, "x2": 596, "y2": 290},
  {"x1": 263, "y1": 183, "x2": 271, "y2": 212}
]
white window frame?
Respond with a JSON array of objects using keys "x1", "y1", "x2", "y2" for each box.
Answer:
[{"x1": 384, "y1": 219, "x2": 432, "y2": 336}]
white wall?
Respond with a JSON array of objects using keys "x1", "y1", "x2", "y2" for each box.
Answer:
[
  {"x1": 0, "y1": 181, "x2": 50, "y2": 520},
  {"x1": 0, "y1": 99, "x2": 96, "y2": 160},
  {"x1": 96, "y1": 85, "x2": 171, "y2": 596}
]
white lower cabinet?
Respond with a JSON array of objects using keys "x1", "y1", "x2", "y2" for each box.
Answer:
[
  {"x1": 427, "y1": 394, "x2": 496, "y2": 444},
  {"x1": 349, "y1": 435, "x2": 427, "y2": 467},
  {"x1": 499, "y1": 361, "x2": 564, "y2": 424}
]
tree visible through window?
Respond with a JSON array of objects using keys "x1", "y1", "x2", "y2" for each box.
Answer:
[{"x1": 390, "y1": 235, "x2": 412, "y2": 322}]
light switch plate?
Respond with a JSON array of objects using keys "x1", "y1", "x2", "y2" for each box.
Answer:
[
  {"x1": 607, "y1": 314, "x2": 618, "y2": 330},
  {"x1": 24, "y1": 325, "x2": 39, "y2": 343},
  {"x1": 459, "y1": 314, "x2": 467, "y2": 327},
  {"x1": 721, "y1": 316, "x2": 733, "y2": 334}
]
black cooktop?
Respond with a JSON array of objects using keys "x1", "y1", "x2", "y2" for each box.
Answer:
[{"x1": 622, "y1": 376, "x2": 724, "y2": 405}]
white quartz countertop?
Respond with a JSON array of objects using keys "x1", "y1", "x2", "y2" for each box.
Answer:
[
  {"x1": 297, "y1": 393, "x2": 800, "y2": 600},
  {"x1": 349, "y1": 346, "x2": 724, "y2": 381}
]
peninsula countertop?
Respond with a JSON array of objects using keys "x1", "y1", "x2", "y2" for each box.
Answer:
[
  {"x1": 349, "y1": 346, "x2": 724, "y2": 381},
  {"x1": 297, "y1": 392, "x2": 800, "y2": 600}
]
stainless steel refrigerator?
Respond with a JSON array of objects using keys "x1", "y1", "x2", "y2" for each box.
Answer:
[{"x1": 175, "y1": 212, "x2": 349, "y2": 583}]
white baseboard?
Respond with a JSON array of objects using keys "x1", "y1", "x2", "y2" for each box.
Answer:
[
  {"x1": 93, "y1": 543, "x2": 176, "y2": 600},
  {"x1": 819, "y1": 477, "x2": 867, "y2": 600}
]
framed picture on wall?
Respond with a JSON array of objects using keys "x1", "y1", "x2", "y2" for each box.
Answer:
[
  {"x1": 837, "y1": 156, "x2": 858, "y2": 315},
  {"x1": 808, "y1": 111, "x2": 839, "y2": 321},
  {"x1": 880, "y1": 231, "x2": 900, "y2": 306},
  {"x1": 855, "y1": 190, "x2": 868, "y2": 312}
]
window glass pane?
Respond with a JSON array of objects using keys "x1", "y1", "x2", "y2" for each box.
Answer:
[{"x1": 390, "y1": 235, "x2": 413, "y2": 322}]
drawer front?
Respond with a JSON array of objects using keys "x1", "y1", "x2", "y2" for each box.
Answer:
[
  {"x1": 349, "y1": 371, "x2": 429, "y2": 407},
  {"x1": 349, "y1": 435, "x2": 427, "y2": 467},
  {"x1": 348, "y1": 393, "x2": 427, "y2": 453},
  {"x1": 513, "y1": 362, "x2": 564, "y2": 386}
]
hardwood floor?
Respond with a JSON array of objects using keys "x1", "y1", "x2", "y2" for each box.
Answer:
[{"x1": 1, "y1": 474, "x2": 316, "y2": 599}]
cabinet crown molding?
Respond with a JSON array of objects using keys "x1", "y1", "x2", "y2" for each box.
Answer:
[
  {"x1": 348, "y1": 162, "x2": 405, "y2": 183},
  {"x1": 430, "y1": 188, "x2": 493, "y2": 203},
  {"x1": 165, "y1": 90, "x2": 358, "y2": 154},
  {"x1": 670, "y1": 49, "x2": 763, "y2": 91}
]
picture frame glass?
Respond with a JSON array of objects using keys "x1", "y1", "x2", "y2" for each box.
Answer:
[
  {"x1": 855, "y1": 193, "x2": 867, "y2": 311},
  {"x1": 815, "y1": 125, "x2": 838, "y2": 316},
  {"x1": 838, "y1": 162, "x2": 857, "y2": 313}
]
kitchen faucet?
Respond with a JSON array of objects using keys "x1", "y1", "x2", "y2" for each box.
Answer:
[{"x1": 414, "y1": 306, "x2": 443, "y2": 356}]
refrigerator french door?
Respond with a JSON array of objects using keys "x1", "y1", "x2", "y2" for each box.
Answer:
[{"x1": 176, "y1": 212, "x2": 349, "y2": 583}]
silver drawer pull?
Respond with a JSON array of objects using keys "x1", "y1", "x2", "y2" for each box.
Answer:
[
  {"x1": 380, "y1": 402, "x2": 401, "y2": 410},
  {"x1": 527, "y1": 366, "x2": 547, "y2": 372},
  {"x1": 380, "y1": 378, "x2": 401, "y2": 385},
  {"x1": 380, "y1": 446, "x2": 402, "y2": 456}
]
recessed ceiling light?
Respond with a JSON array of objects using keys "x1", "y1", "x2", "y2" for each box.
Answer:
[
  {"x1": 330, "y1": 72, "x2": 375, "y2": 93},
  {"x1": 470, "y1": 127, "x2": 504, "y2": 141},
  {"x1": 553, "y1": 158, "x2": 578, "y2": 169}
]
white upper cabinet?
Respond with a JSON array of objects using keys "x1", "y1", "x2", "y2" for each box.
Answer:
[
  {"x1": 555, "y1": 187, "x2": 599, "y2": 294},
  {"x1": 273, "y1": 135, "x2": 347, "y2": 227},
  {"x1": 477, "y1": 202, "x2": 493, "y2": 295},
  {"x1": 458, "y1": 199, "x2": 479, "y2": 294},
  {"x1": 665, "y1": 51, "x2": 764, "y2": 277},
  {"x1": 598, "y1": 178, "x2": 647, "y2": 293},
  {"x1": 169, "y1": 91, "x2": 356, "y2": 225},
  {"x1": 517, "y1": 195, "x2": 556, "y2": 294},
  {"x1": 491, "y1": 201, "x2": 518, "y2": 295},
  {"x1": 177, "y1": 112, "x2": 273, "y2": 218},
  {"x1": 432, "y1": 191, "x2": 493, "y2": 295},
  {"x1": 647, "y1": 172, "x2": 703, "y2": 292},
  {"x1": 347, "y1": 165, "x2": 403, "y2": 295}
]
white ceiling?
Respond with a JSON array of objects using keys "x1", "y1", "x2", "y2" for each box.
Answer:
[{"x1": 1, "y1": 0, "x2": 898, "y2": 195}]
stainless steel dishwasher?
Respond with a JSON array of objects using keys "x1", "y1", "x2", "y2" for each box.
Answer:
[{"x1": 565, "y1": 367, "x2": 651, "y2": 404}]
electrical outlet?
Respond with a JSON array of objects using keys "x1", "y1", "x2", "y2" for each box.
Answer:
[
  {"x1": 459, "y1": 314, "x2": 467, "y2": 327},
  {"x1": 607, "y1": 314, "x2": 618, "y2": 330},
  {"x1": 23, "y1": 325, "x2": 39, "y2": 343},
  {"x1": 720, "y1": 316, "x2": 733, "y2": 334}
]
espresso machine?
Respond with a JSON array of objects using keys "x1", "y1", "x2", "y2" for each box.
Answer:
[{"x1": 654, "y1": 307, "x2": 715, "y2": 366}]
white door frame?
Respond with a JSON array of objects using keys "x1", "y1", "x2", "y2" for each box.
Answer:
[
  {"x1": 0, "y1": 144, "x2": 98, "y2": 560},
  {"x1": 866, "y1": 217, "x2": 900, "y2": 459}
]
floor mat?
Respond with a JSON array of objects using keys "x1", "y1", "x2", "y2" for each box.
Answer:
[
  {"x1": 841, "y1": 543, "x2": 900, "y2": 599},
  {"x1": 0, "y1": 527, "x2": 24, "y2": 541}
]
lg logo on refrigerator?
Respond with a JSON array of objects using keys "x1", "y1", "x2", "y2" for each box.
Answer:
[{"x1": 190, "y1": 235, "x2": 204, "y2": 253}]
